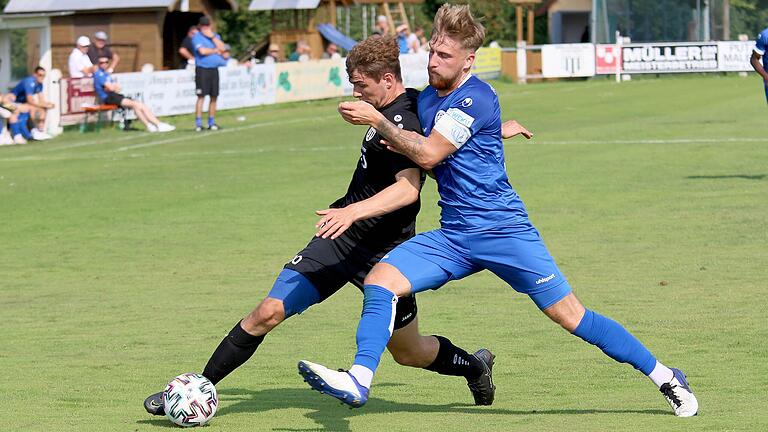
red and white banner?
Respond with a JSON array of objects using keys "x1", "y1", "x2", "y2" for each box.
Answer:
[{"x1": 595, "y1": 44, "x2": 622, "y2": 75}]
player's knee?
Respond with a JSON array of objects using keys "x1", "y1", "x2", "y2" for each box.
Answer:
[
  {"x1": 364, "y1": 263, "x2": 411, "y2": 296},
  {"x1": 243, "y1": 298, "x2": 285, "y2": 333}
]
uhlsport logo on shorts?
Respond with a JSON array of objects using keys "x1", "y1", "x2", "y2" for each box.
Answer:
[{"x1": 535, "y1": 274, "x2": 556, "y2": 285}]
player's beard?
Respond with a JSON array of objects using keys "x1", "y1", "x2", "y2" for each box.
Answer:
[{"x1": 428, "y1": 68, "x2": 462, "y2": 91}]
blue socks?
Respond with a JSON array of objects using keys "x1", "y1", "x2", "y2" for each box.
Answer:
[
  {"x1": 195, "y1": 117, "x2": 202, "y2": 128},
  {"x1": 208, "y1": 117, "x2": 215, "y2": 127},
  {"x1": 573, "y1": 309, "x2": 657, "y2": 375},
  {"x1": 353, "y1": 284, "x2": 398, "y2": 374}
]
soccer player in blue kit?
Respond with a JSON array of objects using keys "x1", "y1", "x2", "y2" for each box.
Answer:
[
  {"x1": 750, "y1": 26, "x2": 768, "y2": 103},
  {"x1": 298, "y1": 4, "x2": 699, "y2": 417}
]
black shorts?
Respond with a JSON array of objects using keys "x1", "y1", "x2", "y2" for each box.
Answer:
[
  {"x1": 283, "y1": 234, "x2": 417, "y2": 330},
  {"x1": 195, "y1": 67, "x2": 219, "y2": 97},
  {"x1": 103, "y1": 92, "x2": 125, "y2": 106}
]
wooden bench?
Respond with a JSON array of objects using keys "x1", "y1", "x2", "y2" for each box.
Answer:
[{"x1": 80, "y1": 104, "x2": 119, "y2": 132}]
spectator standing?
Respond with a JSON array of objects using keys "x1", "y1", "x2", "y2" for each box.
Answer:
[
  {"x1": 408, "y1": 27, "x2": 424, "y2": 53},
  {"x1": 373, "y1": 15, "x2": 390, "y2": 36},
  {"x1": 192, "y1": 16, "x2": 228, "y2": 131},
  {"x1": 68, "y1": 36, "x2": 95, "y2": 78},
  {"x1": 321, "y1": 43, "x2": 340, "y2": 59},
  {"x1": 93, "y1": 58, "x2": 175, "y2": 133},
  {"x1": 179, "y1": 26, "x2": 199, "y2": 68},
  {"x1": 7, "y1": 66, "x2": 54, "y2": 142},
  {"x1": 396, "y1": 24, "x2": 410, "y2": 54},
  {"x1": 88, "y1": 31, "x2": 120, "y2": 73},
  {"x1": 263, "y1": 43, "x2": 281, "y2": 64},
  {"x1": 288, "y1": 40, "x2": 310, "y2": 62}
]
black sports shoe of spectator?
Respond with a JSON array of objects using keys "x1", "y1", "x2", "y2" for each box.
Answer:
[
  {"x1": 143, "y1": 391, "x2": 165, "y2": 415},
  {"x1": 467, "y1": 349, "x2": 496, "y2": 405}
]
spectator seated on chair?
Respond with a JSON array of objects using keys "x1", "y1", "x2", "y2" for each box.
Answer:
[{"x1": 92, "y1": 58, "x2": 175, "y2": 133}]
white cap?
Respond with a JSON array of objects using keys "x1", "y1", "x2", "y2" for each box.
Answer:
[
  {"x1": 94, "y1": 31, "x2": 108, "y2": 41},
  {"x1": 377, "y1": 15, "x2": 387, "y2": 23},
  {"x1": 77, "y1": 36, "x2": 91, "y2": 47}
]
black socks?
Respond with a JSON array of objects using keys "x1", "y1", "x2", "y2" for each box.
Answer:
[
  {"x1": 202, "y1": 322, "x2": 265, "y2": 385},
  {"x1": 424, "y1": 335, "x2": 484, "y2": 380}
]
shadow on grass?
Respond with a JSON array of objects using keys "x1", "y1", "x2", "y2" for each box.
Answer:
[
  {"x1": 147, "y1": 385, "x2": 666, "y2": 431},
  {"x1": 686, "y1": 174, "x2": 765, "y2": 180}
]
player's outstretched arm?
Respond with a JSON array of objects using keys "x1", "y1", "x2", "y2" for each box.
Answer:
[
  {"x1": 314, "y1": 167, "x2": 421, "y2": 240},
  {"x1": 338, "y1": 101, "x2": 456, "y2": 170}
]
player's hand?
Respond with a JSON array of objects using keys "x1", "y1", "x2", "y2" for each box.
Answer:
[
  {"x1": 379, "y1": 139, "x2": 404, "y2": 155},
  {"x1": 45, "y1": 102, "x2": 55, "y2": 109},
  {"x1": 315, "y1": 207, "x2": 360, "y2": 240},
  {"x1": 501, "y1": 120, "x2": 533, "y2": 140},
  {"x1": 338, "y1": 101, "x2": 380, "y2": 126}
]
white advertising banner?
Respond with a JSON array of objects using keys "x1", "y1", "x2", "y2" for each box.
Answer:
[
  {"x1": 622, "y1": 43, "x2": 718, "y2": 73},
  {"x1": 542, "y1": 43, "x2": 596, "y2": 78},
  {"x1": 717, "y1": 41, "x2": 754, "y2": 72},
  {"x1": 113, "y1": 64, "x2": 276, "y2": 116}
]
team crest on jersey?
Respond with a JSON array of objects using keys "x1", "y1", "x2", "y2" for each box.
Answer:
[
  {"x1": 451, "y1": 125, "x2": 470, "y2": 145},
  {"x1": 460, "y1": 97, "x2": 473, "y2": 108},
  {"x1": 394, "y1": 114, "x2": 402, "y2": 122},
  {"x1": 365, "y1": 127, "x2": 377, "y2": 142}
]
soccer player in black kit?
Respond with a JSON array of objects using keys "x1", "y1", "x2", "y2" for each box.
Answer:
[{"x1": 144, "y1": 35, "x2": 531, "y2": 415}]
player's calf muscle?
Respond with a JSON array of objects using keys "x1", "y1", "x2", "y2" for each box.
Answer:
[{"x1": 242, "y1": 298, "x2": 286, "y2": 335}]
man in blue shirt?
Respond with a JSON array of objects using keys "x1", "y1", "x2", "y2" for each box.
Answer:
[
  {"x1": 192, "y1": 16, "x2": 229, "y2": 131},
  {"x1": 299, "y1": 4, "x2": 699, "y2": 418},
  {"x1": 93, "y1": 58, "x2": 175, "y2": 132},
  {"x1": 7, "y1": 67, "x2": 54, "y2": 142},
  {"x1": 750, "y1": 27, "x2": 768, "y2": 103}
]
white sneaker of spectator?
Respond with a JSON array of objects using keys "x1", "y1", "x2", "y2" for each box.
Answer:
[
  {"x1": 146, "y1": 123, "x2": 159, "y2": 133},
  {"x1": 0, "y1": 129, "x2": 13, "y2": 145},
  {"x1": 31, "y1": 128, "x2": 53, "y2": 141},
  {"x1": 13, "y1": 134, "x2": 28, "y2": 144},
  {"x1": 156, "y1": 122, "x2": 176, "y2": 132}
]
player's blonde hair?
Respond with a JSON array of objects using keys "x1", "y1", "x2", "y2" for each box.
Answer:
[{"x1": 431, "y1": 3, "x2": 485, "y2": 52}]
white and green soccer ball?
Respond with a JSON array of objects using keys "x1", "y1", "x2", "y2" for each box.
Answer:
[{"x1": 163, "y1": 373, "x2": 218, "y2": 427}]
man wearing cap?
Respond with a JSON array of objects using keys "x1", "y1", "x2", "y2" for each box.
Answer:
[
  {"x1": 88, "y1": 31, "x2": 120, "y2": 73},
  {"x1": 192, "y1": 16, "x2": 228, "y2": 131},
  {"x1": 68, "y1": 36, "x2": 95, "y2": 78}
]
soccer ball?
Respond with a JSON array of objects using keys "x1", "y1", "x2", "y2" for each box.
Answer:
[{"x1": 163, "y1": 373, "x2": 218, "y2": 427}]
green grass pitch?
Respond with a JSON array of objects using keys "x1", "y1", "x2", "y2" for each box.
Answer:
[{"x1": 1, "y1": 74, "x2": 766, "y2": 431}]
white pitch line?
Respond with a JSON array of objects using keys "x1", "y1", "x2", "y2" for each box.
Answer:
[
  {"x1": 115, "y1": 115, "x2": 338, "y2": 152},
  {"x1": 3, "y1": 135, "x2": 767, "y2": 163}
]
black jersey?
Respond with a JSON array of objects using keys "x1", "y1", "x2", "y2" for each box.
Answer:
[{"x1": 329, "y1": 88, "x2": 424, "y2": 247}]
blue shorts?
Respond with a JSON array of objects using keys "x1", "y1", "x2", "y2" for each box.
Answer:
[
  {"x1": 764, "y1": 81, "x2": 768, "y2": 104},
  {"x1": 380, "y1": 221, "x2": 572, "y2": 310}
]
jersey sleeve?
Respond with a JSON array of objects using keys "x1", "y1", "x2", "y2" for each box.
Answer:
[
  {"x1": 755, "y1": 31, "x2": 767, "y2": 56},
  {"x1": 431, "y1": 84, "x2": 495, "y2": 149},
  {"x1": 383, "y1": 110, "x2": 422, "y2": 174}
]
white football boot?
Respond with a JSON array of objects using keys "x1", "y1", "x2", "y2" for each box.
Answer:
[
  {"x1": 660, "y1": 368, "x2": 698, "y2": 417},
  {"x1": 12, "y1": 134, "x2": 27, "y2": 144},
  {"x1": 298, "y1": 360, "x2": 369, "y2": 408}
]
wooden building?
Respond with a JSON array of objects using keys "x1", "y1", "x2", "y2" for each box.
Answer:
[{"x1": 2, "y1": 0, "x2": 237, "y2": 74}]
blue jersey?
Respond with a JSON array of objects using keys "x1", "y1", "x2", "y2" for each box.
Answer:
[
  {"x1": 418, "y1": 75, "x2": 528, "y2": 230},
  {"x1": 756, "y1": 27, "x2": 768, "y2": 69},
  {"x1": 93, "y1": 67, "x2": 114, "y2": 102},
  {"x1": 192, "y1": 32, "x2": 226, "y2": 69},
  {"x1": 11, "y1": 75, "x2": 42, "y2": 104}
]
